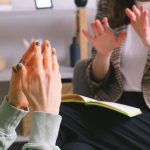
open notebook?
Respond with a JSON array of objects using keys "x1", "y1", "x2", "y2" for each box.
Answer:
[{"x1": 62, "y1": 94, "x2": 142, "y2": 117}]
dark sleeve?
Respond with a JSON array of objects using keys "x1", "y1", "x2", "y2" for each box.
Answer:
[{"x1": 86, "y1": 58, "x2": 114, "y2": 95}]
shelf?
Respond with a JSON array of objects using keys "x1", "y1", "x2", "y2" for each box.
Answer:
[{"x1": 0, "y1": 66, "x2": 74, "y2": 81}]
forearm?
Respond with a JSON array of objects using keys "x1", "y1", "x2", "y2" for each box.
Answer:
[
  {"x1": 92, "y1": 53, "x2": 111, "y2": 81},
  {"x1": 0, "y1": 99, "x2": 28, "y2": 150}
]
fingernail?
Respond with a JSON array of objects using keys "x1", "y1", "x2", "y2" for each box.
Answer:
[
  {"x1": 19, "y1": 58, "x2": 22, "y2": 63},
  {"x1": 16, "y1": 63, "x2": 22, "y2": 71},
  {"x1": 36, "y1": 41, "x2": 41, "y2": 46},
  {"x1": 47, "y1": 42, "x2": 51, "y2": 48},
  {"x1": 12, "y1": 66, "x2": 17, "y2": 73},
  {"x1": 52, "y1": 51, "x2": 56, "y2": 55}
]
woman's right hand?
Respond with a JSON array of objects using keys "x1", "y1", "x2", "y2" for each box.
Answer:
[
  {"x1": 19, "y1": 40, "x2": 62, "y2": 115},
  {"x1": 82, "y1": 17, "x2": 126, "y2": 57},
  {"x1": 82, "y1": 18, "x2": 126, "y2": 81}
]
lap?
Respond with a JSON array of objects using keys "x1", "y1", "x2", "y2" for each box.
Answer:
[
  {"x1": 62, "y1": 142, "x2": 95, "y2": 150},
  {"x1": 57, "y1": 92, "x2": 150, "y2": 150}
]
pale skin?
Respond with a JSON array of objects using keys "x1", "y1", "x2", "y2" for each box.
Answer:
[
  {"x1": 83, "y1": 4, "x2": 150, "y2": 81},
  {"x1": 7, "y1": 40, "x2": 62, "y2": 115},
  {"x1": 7, "y1": 41, "x2": 36, "y2": 109}
]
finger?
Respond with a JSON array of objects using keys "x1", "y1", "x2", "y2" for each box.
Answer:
[
  {"x1": 132, "y1": 5, "x2": 141, "y2": 19},
  {"x1": 41, "y1": 40, "x2": 49, "y2": 53},
  {"x1": 95, "y1": 19, "x2": 104, "y2": 34},
  {"x1": 91, "y1": 21, "x2": 99, "y2": 36},
  {"x1": 102, "y1": 17, "x2": 114, "y2": 33},
  {"x1": 140, "y1": 5, "x2": 144, "y2": 15},
  {"x1": 18, "y1": 63, "x2": 28, "y2": 91},
  {"x1": 102, "y1": 17, "x2": 109, "y2": 27},
  {"x1": 125, "y1": 8, "x2": 136, "y2": 23},
  {"x1": 51, "y1": 48, "x2": 59, "y2": 72},
  {"x1": 20, "y1": 40, "x2": 36, "y2": 65},
  {"x1": 12, "y1": 63, "x2": 22, "y2": 76},
  {"x1": 26, "y1": 54, "x2": 34, "y2": 70},
  {"x1": 43, "y1": 40, "x2": 52, "y2": 73},
  {"x1": 41, "y1": 40, "x2": 51, "y2": 53},
  {"x1": 143, "y1": 9, "x2": 149, "y2": 27},
  {"x1": 34, "y1": 41, "x2": 43, "y2": 72},
  {"x1": 82, "y1": 29, "x2": 94, "y2": 43},
  {"x1": 10, "y1": 65, "x2": 20, "y2": 82},
  {"x1": 8, "y1": 65, "x2": 21, "y2": 100},
  {"x1": 115, "y1": 32, "x2": 127, "y2": 47},
  {"x1": 12, "y1": 65, "x2": 17, "y2": 73}
]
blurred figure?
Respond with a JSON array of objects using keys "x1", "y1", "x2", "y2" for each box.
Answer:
[{"x1": 57, "y1": 0, "x2": 150, "y2": 149}]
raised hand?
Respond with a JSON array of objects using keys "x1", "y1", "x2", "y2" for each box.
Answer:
[
  {"x1": 7, "y1": 41, "x2": 36, "y2": 109},
  {"x1": 82, "y1": 17, "x2": 126, "y2": 57},
  {"x1": 19, "y1": 40, "x2": 62, "y2": 115},
  {"x1": 125, "y1": 5, "x2": 150, "y2": 47}
]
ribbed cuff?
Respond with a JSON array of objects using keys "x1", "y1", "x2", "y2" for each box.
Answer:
[
  {"x1": 29, "y1": 112, "x2": 62, "y2": 146},
  {"x1": 0, "y1": 99, "x2": 29, "y2": 134}
]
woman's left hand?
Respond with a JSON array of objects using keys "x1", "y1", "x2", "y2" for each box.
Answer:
[
  {"x1": 7, "y1": 41, "x2": 36, "y2": 109},
  {"x1": 125, "y1": 5, "x2": 150, "y2": 47}
]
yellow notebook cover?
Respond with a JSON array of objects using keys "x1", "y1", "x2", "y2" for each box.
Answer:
[{"x1": 62, "y1": 94, "x2": 142, "y2": 117}]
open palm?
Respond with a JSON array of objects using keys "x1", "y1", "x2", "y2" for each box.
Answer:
[
  {"x1": 82, "y1": 17, "x2": 126, "y2": 56},
  {"x1": 125, "y1": 5, "x2": 150, "y2": 47}
]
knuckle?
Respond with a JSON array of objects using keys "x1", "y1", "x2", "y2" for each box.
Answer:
[
  {"x1": 44, "y1": 56, "x2": 50, "y2": 63},
  {"x1": 34, "y1": 70, "x2": 42, "y2": 78},
  {"x1": 46, "y1": 72, "x2": 51, "y2": 80}
]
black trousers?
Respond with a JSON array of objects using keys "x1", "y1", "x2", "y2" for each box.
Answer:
[
  {"x1": 62, "y1": 142, "x2": 95, "y2": 150},
  {"x1": 57, "y1": 92, "x2": 150, "y2": 150}
]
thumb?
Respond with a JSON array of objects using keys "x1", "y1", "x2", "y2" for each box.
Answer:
[
  {"x1": 17, "y1": 63, "x2": 28, "y2": 90},
  {"x1": 115, "y1": 32, "x2": 127, "y2": 47},
  {"x1": 10, "y1": 64, "x2": 22, "y2": 83}
]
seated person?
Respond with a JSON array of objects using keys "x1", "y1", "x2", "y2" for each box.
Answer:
[
  {"x1": 0, "y1": 40, "x2": 62, "y2": 150},
  {"x1": 56, "y1": 1, "x2": 150, "y2": 149}
]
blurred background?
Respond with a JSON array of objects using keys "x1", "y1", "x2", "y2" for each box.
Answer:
[
  {"x1": 0, "y1": 1, "x2": 98, "y2": 147},
  {"x1": 0, "y1": 0, "x2": 97, "y2": 76}
]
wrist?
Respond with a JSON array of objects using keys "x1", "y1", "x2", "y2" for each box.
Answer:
[
  {"x1": 6, "y1": 95, "x2": 28, "y2": 109},
  {"x1": 46, "y1": 102, "x2": 60, "y2": 115},
  {"x1": 48, "y1": 106, "x2": 60, "y2": 115},
  {"x1": 32, "y1": 104, "x2": 60, "y2": 115},
  {"x1": 96, "y1": 51, "x2": 112, "y2": 61},
  {"x1": 6, "y1": 95, "x2": 19, "y2": 108},
  {"x1": 92, "y1": 51, "x2": 111, "y2": 81},
  {"x1": 142, "y1": 37, "x2": 150, "y2": 48}
]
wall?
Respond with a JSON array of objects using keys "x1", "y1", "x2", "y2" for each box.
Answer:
[
  {"x1": 12, "y1": 0, "x2": 96, "y2": 10},
  {"x1": 0, "y1": 0, "x2": 97, "y2": 70}
]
